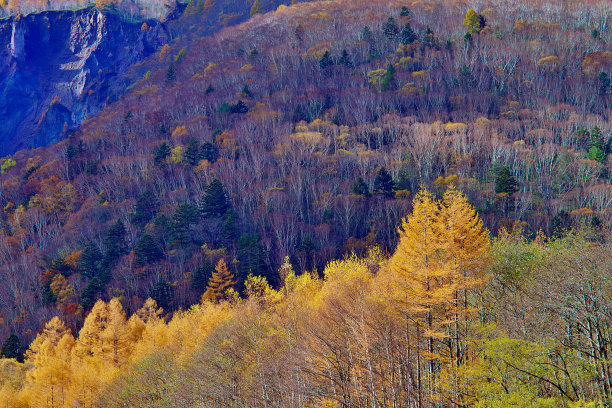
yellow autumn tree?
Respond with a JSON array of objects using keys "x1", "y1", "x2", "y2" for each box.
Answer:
[
  {"x1": 202, "y1": 259, "x2": 236, "y2": 303},
  {"x1": 440, "y1": 186, "x2": 491, "y2": 306},
  {"x1": 101, "y1": 298, "x2": 132, "y2": 366},
  {"x1": 464, "y1": 9, "x2": 483, "y2": 34},
  {"x1": 22, "y1": 317, "x2": 75, "y2": 408},
  {"x1": 388, "y1": 188, "x2": 456, "y2": 390},
  {"x1": 70, "y1": 299, "x2": 109, "y2": 405}
]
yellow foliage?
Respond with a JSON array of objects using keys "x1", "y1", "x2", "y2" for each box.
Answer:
[
  {"x1": 444, "y1": 122, "x2": 467, "y2": 133},
  {"x1": 537, "y1": 55, "x2": 560, "y2": 70},
  {"x1": 412, "y1": 69, "x2": 429, "y2": 78},
  {"x1": 310, "y1": 11, "x2": 331, "y2": 19},
  {"x1": 475, "y1": 117, "x2": 490, "y2": 127},
  {"x1": 367, "y1": 68, "x2": 387, "y2": 87},
  {"x1": 170, "y1": 145, "x2": 184, "y2": 163},
  {"x1": 171, "y1": 125, "x2": 188, "y2": 139}
]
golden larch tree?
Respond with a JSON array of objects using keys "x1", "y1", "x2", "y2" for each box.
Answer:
[
  {"x1": 23, "y1": 317, "x2": 75, "y2": 408},
  {"x1": 439, "y1": 186, "x2": 491, "y2": 393},
  {"x1": 101, "y1": 298, "x2": 132, "y2": 366},
  {"x1": 202, "y1": 259, "x2": 236, "y2": 303}
]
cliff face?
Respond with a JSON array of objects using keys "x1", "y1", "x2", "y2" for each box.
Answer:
[{"x1": 0, "y1": 7, "x2": 169, "y2": 155}]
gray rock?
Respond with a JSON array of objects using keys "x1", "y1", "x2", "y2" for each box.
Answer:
[{"x1": 0, "y1": 6, "x2": 170, "y2": 155}]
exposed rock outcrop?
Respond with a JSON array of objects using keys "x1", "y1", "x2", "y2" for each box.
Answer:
[{"x1": 0, "y1": 7, "x2": 169, "y2": 155}]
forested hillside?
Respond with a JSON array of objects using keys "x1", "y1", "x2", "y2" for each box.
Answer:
[{"x1": 0, "y1": 0, "x2": 610, "y2": 405}]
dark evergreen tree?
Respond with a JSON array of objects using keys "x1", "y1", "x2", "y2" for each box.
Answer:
[
  {"x1": 338, "y1": 49, "x2": 354, "y2": 68},
  {"x1": 599, "y1": 72, "x2": 610, "y2": 95},
  {"x1": 79, "y1": 241, "x2": 103, "y2": 278},
  {"x1": 80, "y1": 277, "x2": 103, "y2": 310},
  {"x1": 396, "y1": 167, "x2": 412, "y2": 191},
  {"x1": 401, "y1": 22, "x2": 417, "y2": 44},
  {"x1": 221, "y1": 209, "x2": 238, "y2": 245},
  {"x1": 200, "y1": 142, "x2": 219, "y2": 163},
  {"x1": 590, "y1": 126, "x2": 605, "y2": 151},
  {"x1": 1, "y1": 334, "x2": 24, "y2": 361},
  {"x1": 154, "y1": 142, "x2": 171, "y2": 166},
  {"x1": 383, "y1": 16, "x2": 400, "y2": 40},
  {"x1": 166, "y1": 63, "x2": 176, "y2": 82},
  {"x1": 150, "y1": 275, "x2": 174, "y2": 310},
  {"x1": 551, "y1": 210, "x2": 571, "y2": 239},
  {"x1": 192, "y1": 259, "x2": 213, "y2": 292},
  {"x1": 241, "y1": 84, "x2": 253, "y2": 98},
  {"x1": 217, "y1": 102, "x2": 231, "y2": 114},
  {"x1": 171, "y1": 203, "x2": 200, "y2": 247},
  {"x1": 374, "y1": 167, "x2": 395, "y2": 197},
  {"x1": 184, "y1": 138, "x2": 201, "y2": 166},
  {"x1": 495, "y1": 166, "x2": 518, "y2": 195},
  {"x1": 134, "y1": 234, "x2": 164, "y2": 267},
  {"x1": 381, "y1": 62, "x2": 396, "y2": 91},
  {"x1": 49, "y1": 256, "x2": 74, "y2": 277},
  {"x1": 103, "y1": 219, "x2": 127, "y2": 267},
  {"x1": 400, "y1": 6, "x2": 411, "y2": 17},
  {"x1": 200, "y1": 179, "x2": 230, "y2": 217},
  {"x1": 352, "y1": 176, "x2": 370, "y2": 197},
  {"x1": 237, "y1": 233, "x2": 271, "y2": 285},
  {"x1": 42, "y1": 282, "x2": 56, "y2": 305},
  {"x1": 230, "y1": 100, "x2": 249, "y2": 114},
  {"x1": 131, "y1": 189, "x2": 159, "y2": 226},
  {"x1": 319, "y1": 50, "x2": 334, "y2": 69},
  {"x1": 205, "y1": 84, "x2": 214, "y2": 94}
]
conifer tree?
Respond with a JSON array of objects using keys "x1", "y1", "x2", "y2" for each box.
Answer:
[
  {"x1": 200, "y1": 178, "x2": 230, "y2": 217},
  {"x1": 202, "y1": 259, "x2": 236, "y2": 302},
  {"x1": 1, "y1": 334, "x2": 23, "y2": 361},
  {"x1": 24, "y1": 317, "x2": 74, "y2": 408},
  {"x1": 389, "y1": 189, "x2": 454, "y2": 394},
  {"x1": 150, "y1": 275, "x2": 174, "y2": 310},
  {"x1": 352, "y1": 176, "x2": 370, "y2": 197},
  {"x1": 401, "y1": 22, "x2": 417, "y2": 45},
  {"x1": 79, "y1": 241, "x2": 103, "y2": 279},
  {"x1": 154, "y1": 142, "x2": 171, "y2": 165},
  {"x1": 374, "y1": 167, "x2": 395, "y2": 197},
  {"x1": 381, "y1": 62, "x2": 396, "y2": 90},
  {"x1": 166, "y1": 63, "x2": 176, "y2": 82},
  {"x1": 440, "y1": 186, "x2": 491, "y2": 364},
  {"x1": 494, "y1": 166, "x2": 518, "y2": 195},
  {"x1": 131, "y1": 189, "x2": 159, "y2": 226},
  {"x1": 338, "y1": 49, "x2": 354, "y2": 68},
  {"x1": 319, "y1": 50, "x2": 334, "y2": 69},
  {"x1": 101, "y1": 298, "x2": 131, "y2": 366},
  {"x1": 184, "y1": 0, "x2": 195, "y2": 15},
  {"x1": 464, "y1": 9, "x2": 484, "y2": 34},
  {"x1": 74, "y1": 299, "x2": 108, "y2": 359},
  {"x1": 200, "y1": 141, "x2": 219, "y2": 163},
  {"x1": 103, "y1": 219, "x2": 127, "y2": 267},
  {"x1": 383, "y1": 16, "x2": 400, "y2": 40},
  {"x1": 171, "y1": 202, "x2": 200, "y2": 247},
  {"x1": 192, "y1": 260, "x2": 213, "y2": 292},
  {"x1": 134, "y1": 233, "x2": 164, "y2": 267}
]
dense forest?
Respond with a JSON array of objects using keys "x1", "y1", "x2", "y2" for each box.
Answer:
[{"x1": 0, "y1": 0, "x2": 610, "y2": 405}]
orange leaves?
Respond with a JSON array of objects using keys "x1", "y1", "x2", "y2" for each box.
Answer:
[{"x1": 582, "y1": 51, "x2": 612, "y2": 76}]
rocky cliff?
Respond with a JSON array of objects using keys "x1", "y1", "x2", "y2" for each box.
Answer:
[{"x1": 0, "y1": 7, "x2": 170, "y2": 155}]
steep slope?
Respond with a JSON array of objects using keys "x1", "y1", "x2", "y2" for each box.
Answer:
[
  {"x1": 0, "y1": 6, "x2": 170, "y2": 154},
  {"x1": 0, "y1": 0, "x2": 609, "y2": 349}
]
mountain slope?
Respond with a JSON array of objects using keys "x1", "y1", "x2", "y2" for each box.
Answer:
[{"x1": 0, "y1": 0, "x2": 609, "y2": 348}]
